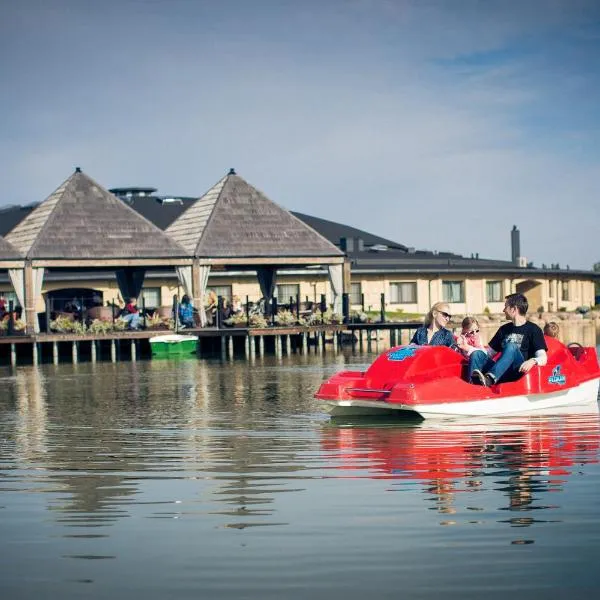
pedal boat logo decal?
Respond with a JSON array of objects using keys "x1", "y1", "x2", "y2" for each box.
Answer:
[
  {"x1": 548, "y1": 365, "x2": 567, "y2": 385},
  {"x1": 388, "y1": 347, "x2": 418, "y2": 361}
]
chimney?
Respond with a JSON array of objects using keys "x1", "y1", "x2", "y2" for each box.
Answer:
[
  {"x1": 340, "y1": 237, "x2": 354, "y2": 253},
  {"x1": 511, "y1": 225, "x2": 520, "y2": 265}
]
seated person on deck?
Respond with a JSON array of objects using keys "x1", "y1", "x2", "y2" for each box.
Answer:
[{"x1": 468, "y1": 293, "x2": 547, "y2": 387}]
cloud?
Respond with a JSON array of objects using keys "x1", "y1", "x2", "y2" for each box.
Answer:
[{"x1": 0, "y1": 0, "x2": 598, "y2": 268}]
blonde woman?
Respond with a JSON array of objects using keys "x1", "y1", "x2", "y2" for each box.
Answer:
[{"x1": 410, "y1": 302, "x2": 455, "y2": 347}]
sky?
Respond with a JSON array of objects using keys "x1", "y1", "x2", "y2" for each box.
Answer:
[{"x1": 1, "y1": 0, "x2": 599, "y2": 269}]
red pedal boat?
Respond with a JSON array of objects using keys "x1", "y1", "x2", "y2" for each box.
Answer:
[{"x1": 315, "y1": 337, "x2": 600, "y2": 418}]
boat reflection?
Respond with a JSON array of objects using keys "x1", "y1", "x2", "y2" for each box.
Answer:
[{"x1": 321, "y1": 405, "x2": 600, "y2": 531}]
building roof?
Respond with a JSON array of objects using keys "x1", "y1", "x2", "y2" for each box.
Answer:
[
  {"x1": 0, "y1": 234, "x2": 22, "y2": 260},
  {"x1": 0, "y1": 173, "x2": 597, "y2": 278},
  {"x1": 4, "y1": 169, "x2": 190, "y2": 260},
  {"x1": 291, "y1": 211, "x2": 409, "y2": 251},
  {"x1": 166, "y1": 170, "x2": 344, "y2": 258}
]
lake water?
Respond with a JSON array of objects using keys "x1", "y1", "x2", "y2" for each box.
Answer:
[{"x1": 1, "y1": 331, "x2": 600, "y2": 599}]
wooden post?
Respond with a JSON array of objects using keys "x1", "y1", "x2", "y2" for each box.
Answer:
[
  {"x1": 24, "y1": 262, "x2": 36, "y2": 335},
  {"x1": 10, "y1": 343, "x2": 16, "y2": 367},
  {"x1": 220, "y1": 335, "x2": 227, "y2": 360},
  {"x1": 244, "y1": 335, "x2": 250, "y2": 359},
  {"x1": 131, "y1": 339, "x2": 136, "y2": 361},
  {"x1": 110, "y1": 339, "x2": 116, "y2": 362},
  {"x1": 45, "y1": 296, "x2": 51, "y2": 333},
  {"x1": 52, "y1": 341, "x2": 59, "y2": 365},
  {"x1": 191, "y1": 260, "x2": 203, "y2": 319},
  {"x1": 72, "y1": 341, "x2": 78, "y2": 364},
  {"x1": 228, "y1": 335, "x2": 234, "y2": 359},
  {"x1": 332, "y1": 331, "x2": 338, "y2": 352},
  {"x1": 259, "y1": 335, "x2": 265, "y2": 357},
  {"x1": 302, "y1": 332, "x2": 308, "y2": 353},
  {"x1": 32, "y1": 342, "x2": 38, "y2": 365},
  {"x1": 286, "y1": 334, "x2": 291, "y2": 355},
  {"x1": 91, "y1": 340, "x2": 97, "y2": 362},
  {"x1": 249, "y1": 335, "x2": 256, "y2": 360}
]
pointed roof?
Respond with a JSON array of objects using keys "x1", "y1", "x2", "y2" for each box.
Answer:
[
  {"x1": 166, "y1": 170, "x2": 344, "y2": 259},
  {"x1": 0, "y1": 234, "x2": 22, "y2": 260},
  {"x1": 5, "y1": 169, "x2": 190, "y2": 260}
]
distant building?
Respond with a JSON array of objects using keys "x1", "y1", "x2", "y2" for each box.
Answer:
[{"x1": 1, "y1": 175, "x2": 598, "y2": 316}]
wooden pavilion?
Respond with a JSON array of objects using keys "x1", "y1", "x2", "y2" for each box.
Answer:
[
  {"x1": 4, "y1": 168, "x2": 192, "y2": 333},
  {"x1": 165, "y1": 169, "x2": 346, "y2": 324}
]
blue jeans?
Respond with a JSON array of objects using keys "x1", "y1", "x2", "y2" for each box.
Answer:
[
  {"x1": 468, "y1": 343, "x2": 525, "y2": 383},
  {"x1": 122, "y1": 313, "x2": 141, "y2": 330}
]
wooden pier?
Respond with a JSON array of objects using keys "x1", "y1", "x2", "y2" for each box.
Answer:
[{"x1": 0, "y1": 322, "x2": 420, "y2": 366}]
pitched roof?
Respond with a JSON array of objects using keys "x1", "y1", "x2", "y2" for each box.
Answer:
[
  {"x1": 5, "y1": 170, "x2": 190, "y2": 260},
  {"x1": 166, "y1": 171, "x2": 344, "y2": 258},
  {"x1": 291, "y1": 211, "x2": 409, "y2": 251},
  {"x1": 0, "y1": 234, "x2": 22, "y2": 260}
]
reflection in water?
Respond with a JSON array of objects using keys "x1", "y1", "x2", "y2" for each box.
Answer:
[
  {"x1": 0, "y1": 348, "x2": 599, "y2": 599},
  {"x1": 321, "y1": 406, "x2": 600, "y2": 541}
]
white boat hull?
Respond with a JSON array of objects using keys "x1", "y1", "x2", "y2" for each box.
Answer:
[{"x1": 323, "y1": 378, "x2": 600, "y2": 419}]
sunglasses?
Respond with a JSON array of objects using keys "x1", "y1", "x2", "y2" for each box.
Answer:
[
  {"x1": 439, "y1": 311, "x2": 452, "y2": 319},
  {"x1": 465, "y1": 329, "x2": 479, "y2": 335}
]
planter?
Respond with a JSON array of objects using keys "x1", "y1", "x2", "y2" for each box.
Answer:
[
  {"x1": 156, "y1": 306, "x2": 173, "y2": 319},
  {"x1": 87, "y1": 306, "x2": 113, "y2": 320}
]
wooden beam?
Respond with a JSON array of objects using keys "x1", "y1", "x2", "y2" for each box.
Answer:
[
  {"x1": 0, "y1": 260, "x2": 25, "y2": 269},
  {"x1": 198, "y1": 256, "x2": 345, "y2": 267},
  {"x1": 31, "y1": 258, "x2": 194, "y2": 268},
  {"x1": 191, "y1": 260, "x2": 202, "y2": 312},
  {"x1": 343, "y1": 258, "x2": 352, "y2": 294},
  {"x1": 24, "y1": 262, "x2": 36, "y2": 335}
]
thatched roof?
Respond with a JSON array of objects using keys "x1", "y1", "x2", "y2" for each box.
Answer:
[
  {"x1": 166, "y1": 170, "x2": 344, "y2": 259},
  {"x1": 5, "y1": 169, "x2": 190, "y2": 260},
  {"x1": 0, "y1": 234, "x2": 22, "y2": 260}
]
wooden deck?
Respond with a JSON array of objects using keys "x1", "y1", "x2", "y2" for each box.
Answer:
[{"x1": 0, "y1": 322, "x2": 421, "y2": 366}]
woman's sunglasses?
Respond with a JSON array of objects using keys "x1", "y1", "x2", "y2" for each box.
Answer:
[{"x1": 439, "y1": 311, "x2": 452, "y2": 319}]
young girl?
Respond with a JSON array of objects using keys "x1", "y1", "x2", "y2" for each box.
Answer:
[{"x1": 456, "y1": 316, "x2": 485, "y2": 358}]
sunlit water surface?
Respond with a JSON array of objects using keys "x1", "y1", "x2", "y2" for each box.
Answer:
[{"x1": 1, "y1": 338, "x2": 600, "y2": 599}]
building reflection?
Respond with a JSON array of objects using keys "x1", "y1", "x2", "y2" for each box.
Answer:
[{"x1": 320, "y1": 407, "x2": 600, "y2": 533}]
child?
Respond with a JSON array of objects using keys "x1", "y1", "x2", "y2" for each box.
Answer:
[
  {"x1": 122, "y1": 297, "x2": 141, "y2": 330},
  {"x1": 456, "y1": 316, "x2": 485, "y2": 358},
  {"x1": 543, "y1": 321, "x2": 560, "y2": 339}
]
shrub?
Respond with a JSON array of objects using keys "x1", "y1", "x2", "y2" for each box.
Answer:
[
  {"x1": 275, "y1": 309, "x2": 297, "y2": 326},
  {"x1": 248, "y1": 313, "x2": 268, "y2": 328}
]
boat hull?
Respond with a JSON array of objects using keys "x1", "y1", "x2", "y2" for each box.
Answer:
[
  {"x1": 149, "y1": 334, "x2": 198, "y2": 357},
  {"x1": 316, "y1": 340, "x2": 600, "y2": 419},
  {"x1": 323, "y1": 377, "x2": 600, "y2": 418}
]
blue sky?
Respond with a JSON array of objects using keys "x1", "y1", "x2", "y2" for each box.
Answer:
[{"x1": 1, "y1": 0, "x2": 599, "y2": 268}]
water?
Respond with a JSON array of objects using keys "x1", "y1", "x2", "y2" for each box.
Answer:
[{"x1": 1, "y1": 341, "x2": 600, "y2": 599}]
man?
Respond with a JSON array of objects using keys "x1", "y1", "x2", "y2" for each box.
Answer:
[{"x1": 464, "y1": 293, "x2": 547, "y2": 386}]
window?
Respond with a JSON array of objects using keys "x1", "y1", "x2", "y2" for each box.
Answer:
[
  {"x1": 208, "y1": 285, "x2": 232, "y2": 302},
  {"x1": 141, "y1": 287, "x2": 161, "y2": 309},
  {"x1": 561, "y1": 280, "x2": 569, "y2": 301},
  {"x1": 389, "y1": 282, "x2": 417, "y2": 304},
  {"x1": 276, "y1": 284, "x2": 300, "y2": 303},
  {"x1": 349, "y1": 282, "x2": 362, "y2": 305},
  {"x1": 548, "y1": 280, "x2": 554, "y2": 298},
  {"x1": 442, "y1": 280, "x2": 464, "y2": 303},
  {"x1": 1, "y1": 291, "x2": 19, "y2": 309},
  {"x1": 486, "y1": 280, "x2": 503, "y2": 302}
]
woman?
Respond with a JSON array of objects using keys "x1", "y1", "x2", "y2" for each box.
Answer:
[
  {"x1": 178, "y1": 295, "x2": 195, "y2": 328},
  {"x1": 410, "y1": 302, "x2": 455, "y2": 347}
]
